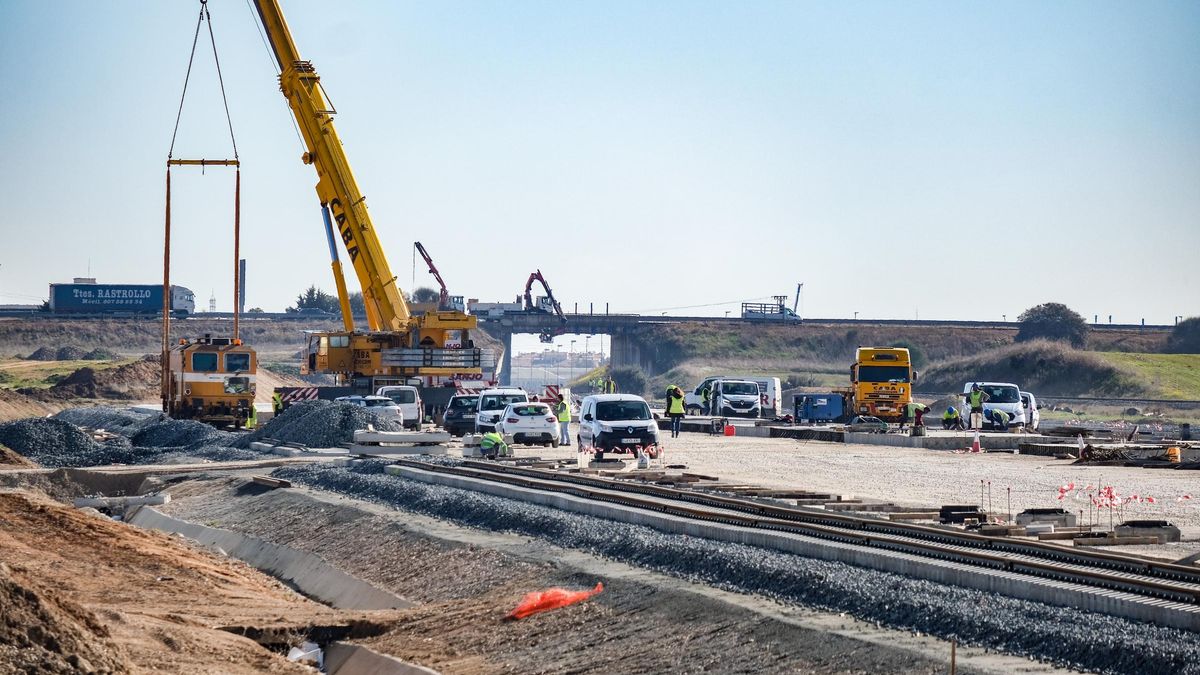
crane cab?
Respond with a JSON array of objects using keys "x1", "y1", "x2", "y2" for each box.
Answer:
[{"x1": 165, "y1": 335, "x2": 257, "y2": 426}]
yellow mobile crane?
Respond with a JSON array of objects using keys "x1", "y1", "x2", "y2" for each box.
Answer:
[{"x1": 253, "y1": 0, "x2": 482, "y2": 389}]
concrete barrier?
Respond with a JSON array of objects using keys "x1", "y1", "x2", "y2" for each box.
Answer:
[
  {"x1": 127, "y1": 507, "x2": 412, "y2": 611},
  {"x1": 325, "y1": 642, "x2": 440, "y2": 675},
  {"x1": 388, "y1": 465, "x2": 1200, "y2": 632}
]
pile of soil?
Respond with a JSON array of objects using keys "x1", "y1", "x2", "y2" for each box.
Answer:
[
  {"x1": 26, "y1": 360, "x2": 159, "y2": 401},
  {"x1": 82, "y1": 348, "x2": 118, "y2": 361},
  {"x1": 0, "y1": 443, "x2": 37, "y2": 468},
  {"x1": 24, "y1": 347, "x2": 58, "y2": 361},
  {"x1": 0, "y1": 490, "x2": 353, "y2": 673},
  {"x1": 22, "y1": 346, "x2": 88, "y2": 362},
  {"x1": 0, "y1": 389, "x2": 59, "y2": 423},
  {"x1": 0, "y1": 561, "x2": 128, "y2": 673}
]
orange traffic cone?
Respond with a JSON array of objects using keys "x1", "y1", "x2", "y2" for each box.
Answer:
[{"x1": 969, "y1": 430, "x2": 982, "y2": 453}]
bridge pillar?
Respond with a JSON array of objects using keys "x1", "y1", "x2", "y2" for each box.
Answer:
[
  {"x1": 496, "y1": 330, "x2": 513, "y2": 385},
  {"x1": 609, "y1": 332, "x2": 646, "y2": 373}
]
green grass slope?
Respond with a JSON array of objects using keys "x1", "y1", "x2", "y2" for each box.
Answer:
[
  {"x1": 918, "y1": 341, "x2": 1147, "y2": 397},
  {"x1": 1098, "y1": 352, "x2": 1200, "y2": 400}
]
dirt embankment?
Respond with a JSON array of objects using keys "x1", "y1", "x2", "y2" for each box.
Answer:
[
  {"x1": 919, "y1": 340, "x2": 1147, "y2": 397},
  {"x1": 19, "y1": 358, "x2": 161, "y2": 403},
  {"x1": 0, "y1": 490, "x2": 377, "y2": 674}
]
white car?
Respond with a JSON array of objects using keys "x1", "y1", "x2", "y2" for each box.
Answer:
[
  {"x1": 578, "y1": 394, "x2": 660, "y2": 459},
  {"x1": 334, "y1": 395, "x2": 404, "y2": 424},
  {"x1": 375, "y1": 385, "x2": 423, "y2": 430},
  {"x1": 475, "y1": 387, "x2": 529, "y2": 433},
  {"x1": 961, "y1": 382, "x2": 1025, "y2": 430},
  {"x1": 495, "y1": 402, "x2": 559, "y2": 447}
]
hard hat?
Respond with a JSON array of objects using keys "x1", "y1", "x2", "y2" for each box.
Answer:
[
  {"x1": 972, "y1": 383, "x2": 980, "y2": 390},
  {"x1": 947, "y1": 407, "x2": 955, "y2": 414}
]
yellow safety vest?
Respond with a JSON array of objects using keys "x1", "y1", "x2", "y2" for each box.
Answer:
[
  {"x1": 667, "y1": 392, "x2": 685, "y2": 415},
  {"x1": 556, "y1": 401, "x2": 571, "y2": 422}
]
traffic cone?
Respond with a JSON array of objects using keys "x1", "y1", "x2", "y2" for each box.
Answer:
[{"x1": 969, "y1": 430, "x2": 982, "y2": 453}]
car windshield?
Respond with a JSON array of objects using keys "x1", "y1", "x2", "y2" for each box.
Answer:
[
  {"x1": 513, "y1": 404, "x2": 550, "y2": 416},
  {"x1": 482, "y1": 393, "x2": 526, "y2": 410},
  {"x1": 858, "y1": 365, "x2": 910, "y2": 383},
  {"x1": 365, "y1": 398, "x2": 395, "y2": 407},
  {"x1": 450, "y1": 396, "x2": 479, "y2": 409},
  {"x1": 982, "y1": 385, "x2": 1020, "y2": 403},
  {"x1": 722, "y1": 382, "x2": 758, "y2": 396},
  {"x1": 385, "y1": 390, "x2": 416, "y2": 404},
  {"x1": 595, "y1": 401, "x2": 651, "y2": 421}
]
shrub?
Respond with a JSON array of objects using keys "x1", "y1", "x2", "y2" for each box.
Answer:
[
  {"x1": 609, "y1": 366, "x2": 648, "y2": 396},
  {"x1": 1016, "y1": 303, "x2": 1089, "y2": 348},
  {"x1": 1167, "y1": 317, "x2": 1200, "y2": 354}
]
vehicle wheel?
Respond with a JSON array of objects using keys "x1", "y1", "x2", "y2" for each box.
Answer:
[{"x1": 551, "y1": 437, "x2": 560, "y2": 448}]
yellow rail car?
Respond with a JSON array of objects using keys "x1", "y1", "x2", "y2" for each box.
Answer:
[{"x1": 165, "y1": 335, "x2": 257, "y2": 426}]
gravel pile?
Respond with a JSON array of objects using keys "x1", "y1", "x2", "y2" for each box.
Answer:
[
  {"x1": 54, "y1": 407, "x2": 164, "y2": 436},
  {"x1": 236, "y1": 400, "x2": 403, "y2": 448},
  {"x1": 0, "y1": 418, "x2": 146, "y2": 467},
  {"x1": 131, "y1": 418, "x2": 234, "y2": 450},
  {"x1": 25, "y1": 347, "x2": 57, "y2": 361},
  {"x1": 81, "y1": 348, "x2": 118, "y2": 360},
  {"x1": 55, "y1": 346, "x2": 86, "y2": 361},
  {"x1": 274, "y1": 461, "x2": 1200, "y2": 675}
]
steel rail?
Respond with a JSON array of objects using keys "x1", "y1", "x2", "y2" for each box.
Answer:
[{"x1": 391, "y1": 459, "x2": 1200, "y2": 604}]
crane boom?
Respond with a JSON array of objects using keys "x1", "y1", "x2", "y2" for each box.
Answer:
[
  {"x1": 253, "y1": 0, "x2": 409, "y2": 331},
  {"x1": 251, "y1": 0, "x2": 482, "y2": 385}
]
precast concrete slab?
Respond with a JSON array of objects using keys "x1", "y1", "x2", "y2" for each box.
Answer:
[
  {"x1": 385, "y1": 464, "x2": 1200, "y2": 632},
  {"x1": 325, "y1": 642, "x2": 440, "y2": 675},
  {"x1": 128, "y1": 506, "x2": 412, "y2": 611},
  {"x1": 349, "y1": 445, "x2": 449, "y2": 457},
  {"x1": 354, "y1": 430, "x2": 452, "y2": 444}
]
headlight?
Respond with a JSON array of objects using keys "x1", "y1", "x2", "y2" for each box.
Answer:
[{"x1": 599, "y1": 423, "x2": 613, "y2": 432}]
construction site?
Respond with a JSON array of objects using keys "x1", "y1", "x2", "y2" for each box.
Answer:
[{"x1": 2, "y1": 1, "x2": 1200, "y2": 674}]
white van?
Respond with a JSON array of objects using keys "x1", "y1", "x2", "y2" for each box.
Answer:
[
  {"x1": 710, "y1": 379, "x2": 761, "y2": 418},
  {"x1": 375, "y1": 385, "x2": 422, "y2": 430},
  {"x1": 961, "y1": 382, "x2": 1025, "y2": 430},
  {"x1": 684, "y1": 376, "x2": 781, "y2": 417},
  {"x1": 475, "y1": 387, "x2": 529, "y2": 433},
  {"x1": 577, "y1": 394, "x2": 660, "y2": 458}
]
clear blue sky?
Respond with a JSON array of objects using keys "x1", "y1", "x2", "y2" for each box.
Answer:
[{"x1": 1, "y1": 0, "x2": 1197, "y2": 333}]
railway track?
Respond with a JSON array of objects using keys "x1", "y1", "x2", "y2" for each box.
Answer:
[{"x1": 392, "y1": 458, "x2": 1200, "y2": 607}]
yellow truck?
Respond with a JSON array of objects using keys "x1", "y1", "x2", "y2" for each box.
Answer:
[{"x1": 846, "y1": 347, "x2": 916, "y2": 422}]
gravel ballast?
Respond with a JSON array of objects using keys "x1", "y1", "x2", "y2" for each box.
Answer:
[
  {"x1": 235, "y1": 400, "x2": 404, "y2": 448},
  {"x1": 273, "y1": 460, "x2": 1200, "y2": 675}
]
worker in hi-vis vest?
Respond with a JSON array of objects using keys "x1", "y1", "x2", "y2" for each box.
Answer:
[
  {"x1": 272, "y1": 391, "x2": 284, "y2": 415},
  {"x1": 942, "y1": 407, "x2": 965, "y2": 431},
  {"x1": 480, "y1": 431, "x2": 508, "y2": 459},
  {"x1": 964, "y1": 384, "x2": 990, "y2": 430},
  {"x1": 666, "y1": 385, "x2": 686, "y2": 438},
  {"x1": 554, "y1": 394, "x2": 571, "y2": 446}
]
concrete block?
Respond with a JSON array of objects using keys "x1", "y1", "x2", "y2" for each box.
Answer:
[
  {"x1": 1016, "y1": 508, "x2": 1077, "y2": 528},
  {"x1": 462, "y1": 445, "x2": 484, "y2": 458},
  {"x1": 351, "y1": 444, "x2": 449, "y2": 456},
  {"x1": 249, "y1": 441, "x2": 276, "y2": 452},
  {"x1": 354, "y1": 430, "x2": 451, "y2": 444},
  {"x1": 1115, "y1": 521, "x2": 1181, "y2": 543},
  {"x1": 325, "y1": 642, "x2": 439, "y2": 675}
]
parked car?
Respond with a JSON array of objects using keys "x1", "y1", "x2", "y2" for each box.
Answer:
[
  {"x1": 962, "y1": 382, "x2": 1025, "y2": 430},
  {"x1": 495, "y1": 402, "x2": 559, "y2": 447},
  {"x1": 441, "y1": 393, "x2": 479, "y2": 436},
  {"x1": 1020, "y1": 391, "x2": 1041, "y2": 431},
  {"x1": 475, "y1": 387, "x2": 529, "y2": 433},
  {"x1": 845, "y1": 415, "x2": 888, "y2": 433},
  {"x1": 710, "y1": 379, "x2": 761, "y2": 418},
  {"x1": 578, "y1": 394, "x2": 660, "y2": 459},
  {"x1": 375, "y1": 385, "x2": 422, "y2": 430},
  {"x1": 334, "y1": 395, "x2": 404, "y2": 424}
]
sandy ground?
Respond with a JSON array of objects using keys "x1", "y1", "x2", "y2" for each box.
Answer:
[
  {"x1": 519, "y1": 428, "x2": 1200, "y2": 551},
  {"x1": 0, "y1": 489, "x2": 387, "y2": 674},
  {"x1": 161, "y1": 476, "x2": 1066, "y2": 675}
]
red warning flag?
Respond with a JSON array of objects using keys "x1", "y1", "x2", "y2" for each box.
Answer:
[{"x1": 506, "y1": 583, "x2": 604, "y2": 620}]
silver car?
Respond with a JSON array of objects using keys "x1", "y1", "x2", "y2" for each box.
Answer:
[{"x1": 334, "y1": 395, "x2": 405, "y2": 424}]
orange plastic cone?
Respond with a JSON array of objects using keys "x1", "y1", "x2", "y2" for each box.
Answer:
[{"x1": 969, "y1": 430, "x2": 982, "y2": 453}]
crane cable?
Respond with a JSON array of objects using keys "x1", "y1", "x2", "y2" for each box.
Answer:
[{"x1": 167, "y1": 0, "x2": 239, "y2": 160}]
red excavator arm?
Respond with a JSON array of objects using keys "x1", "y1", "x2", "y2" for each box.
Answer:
[
  {"x1": 522, "y1": 270, "x2": 566, "y2": 322},
  {"x1": 414, "y1": 241, "x2": 450, "y2": 310}
]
